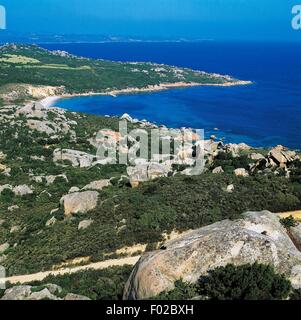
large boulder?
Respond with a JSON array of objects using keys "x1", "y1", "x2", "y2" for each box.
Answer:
[
  {"x1": 53, "y1": 149, "x2": 95, "y2": 168},
  {"x1": 123, "y1": 211, "x2": 301, "y2": 300},
  {"x1": 82, "y1": 179, "x2": 111, "y2": 191},
  {"x1": 234, "y1": 168, "x2": 249, "y2": 177},
  {"x1": 127, "y1": 162, "x2": 171, "y2": 187},
  {"x1": 225, "y1": 143, "x2": 251, "y2": 156},
  {"x1": 268, "y1": 146, "x2": 298, "y2": 168},
  {"x1": 1, "y1": 286, "x2": 32, "y2": 300},
  {"x1": 13, "y1": 185, "x2": 33, "y2": 196},
  {"x1": 60, "y1": 191, "x2": 99, "y2": 216},
  {"x1": 16, "y1": 103, "x2": 47, "y2": 119},
  {"x1": 27, "y1": 288, "x2": 59, "y2": 301}
]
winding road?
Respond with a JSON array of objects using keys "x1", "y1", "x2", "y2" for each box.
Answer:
[{"x1": 1, "y1": 256, "x2": 140, "y2": 285}]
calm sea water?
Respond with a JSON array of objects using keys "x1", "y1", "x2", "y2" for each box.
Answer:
[{"x1": 42, "y1": 42, "x2": 301, "y2": 149}]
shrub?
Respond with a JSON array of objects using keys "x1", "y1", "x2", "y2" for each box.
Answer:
[
  {"x1": 198, "y1": 263, "x2": 292, "y2": 300},
  {"x1": 152, "y1": 280, "x2": 199, "y2": 300},
  {"x1": 280, "y1": 216, "x2": 299, "y2": 228}
]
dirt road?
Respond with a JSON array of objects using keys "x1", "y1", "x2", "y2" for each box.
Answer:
[{"x1": 1, "y1": 256, "x2": 140, "y2": 285}]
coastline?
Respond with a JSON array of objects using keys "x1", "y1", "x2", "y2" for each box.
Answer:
[{"x1": 40, "y1": 80, "x2": 253, "y2": 107}]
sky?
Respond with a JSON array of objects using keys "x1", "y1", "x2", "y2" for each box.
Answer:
[{"x1": 1, "y1": 0, "x2": 301, "y2": 41}]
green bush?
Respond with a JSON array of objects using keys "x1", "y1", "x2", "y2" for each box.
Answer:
[
  {"x1": 28, "y1": 266, "x2": 133, "y2": 300},
  {"x1": 280, "y1": 216, "x2": 299, "y2": 228},
  {"x1": 198, "y1": 263, "x2": 292, "y2": 300},
  {"x1": 152, "y1": 280, "x2": 199, "y2": 300}
]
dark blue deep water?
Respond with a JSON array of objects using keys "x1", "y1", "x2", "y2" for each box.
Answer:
[{"x1": 42, "y1": 42, "x2": 301, "y2": 149}]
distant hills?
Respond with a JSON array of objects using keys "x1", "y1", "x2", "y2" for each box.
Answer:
[{"x1": 0, "y1": 31, "x2": 213, "y2": 44}]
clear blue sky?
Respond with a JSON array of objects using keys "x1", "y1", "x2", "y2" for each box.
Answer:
[{"x1": 1, "y1": 0, "x2": 300, "y2": 40}]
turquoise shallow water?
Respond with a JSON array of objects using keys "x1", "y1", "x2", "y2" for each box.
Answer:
[{"x1": 42, "y1": 42, "x2": 301, "y2": 149}]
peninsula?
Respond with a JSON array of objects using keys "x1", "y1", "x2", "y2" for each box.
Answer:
[{"x1": 0, "y1": 44, "x2": 251, "y2": 106}]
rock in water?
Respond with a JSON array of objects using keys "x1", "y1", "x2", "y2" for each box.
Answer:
[{"x1": 123, "y1": 211, "x2": 301, "y2": 300}]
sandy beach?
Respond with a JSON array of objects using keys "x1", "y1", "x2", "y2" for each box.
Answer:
[
  {"x1": 40, "y1": 96, "x2": 61, "y2": 108},
  {"x1": 40, "y1": 80, "x2": 252, "y2": 108}
]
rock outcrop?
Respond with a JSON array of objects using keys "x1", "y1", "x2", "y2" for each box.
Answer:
[
  {"x1": 53, "y1": 149, "x2": 96, "y2": 168},
  {"x1": 123, "y1": 211, "x2": 301, "y2": 300},
  {"x1": 78, "y1": 219, "x2": 94, "y2": 230},
  {"x1": 234, "y1": 168, "x2": 249, "y2": 177},
  {"x1": 60, "y1": 191, "x2": 99, "y2": 216},
  {"x1": 82, "y1": 179, "x2": 111, "y2": 191},
  {"x1": 0, "y1": 284, "x2": 90, "y2": 300},
  {"x1": 127, "y1": 162, "x2": 171, "y2": 187}
]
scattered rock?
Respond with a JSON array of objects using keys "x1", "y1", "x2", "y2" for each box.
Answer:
[
  {"x1": 0, "y1": 243, "x2": 9, "y2": 254},
  {"x1": 127, "y1": 163, "x2": 171, "y2": 187},
  {"x1": 8, "y1": 205, "x2": 19, "y2": 212},
  {"x1": 13, "y1": 185, "x2": 33, "y2": 196},
  {"x1": 212, "y1": 166, "x2": 224, "y2": 174},
  {"x1": 226, "y1": 184, "x2": 235, "y2": 193},
  {"x1": 31, "y1": 174, "x2": 68, "y2": 185},
  {"x1": 120, "y1": 113, "x2": 133, "y2": 122},
  {"x1": 234, "y1": 168, "x2": 249, "y2": 177},
  {"x1": 53, "y1": 149, "x2": 95, "y2": 168},
  {"x1": 78, "y1": 219, "x2": 94, "y2": 230},
  {"x1": 0, "y1": 152, "x2": 6, "y2": 160},
  {"x1": 45, "y1": 284, "x2": 62, "y2": 295},
  {"x1": 64, "y1": 293, "x2": 91, "y2": 300},
  {"x1": 82, "y1": 179, "x2": 111, "y2": 191},
  {"x1": 10, "y1": 226, "x2": 21, "y2": 233},
  {"x1": 225, "y1": 143, "x2": 251, "y2": 156},
  {"x1": 68, "y1": 186, "x2": 80, "y2": 193},
  {"x1": 46, "y1": 216, "x2": 57, "y2": 227},
  {"x1": 28, "y1": 288, "x2": 59, "y2": 301},
  {"x1": 1, "y1": 286, "x2": 32, "y2": 300},
  {"x1": 60, "y1": 191, "x2": 99, "y2": 216},
  {"x1": 248, "y1": 153, "x2": 265, "y2": 161},
  {"x1": 0, "y1": 283, "x2": 87, "y2": 301}
]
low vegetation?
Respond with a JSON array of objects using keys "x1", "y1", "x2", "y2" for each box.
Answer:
[
  {"x1": 0, "y1": 44, "x2": 237, "y2": 103},
  {"x1": 154, "y1": 263, "x2": 294, "y2": 300}
]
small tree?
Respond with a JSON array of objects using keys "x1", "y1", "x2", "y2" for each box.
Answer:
[{"x1": 280, "y1": 215, "x2": 299, "y2": 229}]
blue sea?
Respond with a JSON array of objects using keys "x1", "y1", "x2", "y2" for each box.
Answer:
[{"x1": 41, "y1": 42, "x2": 301, "y2": 149}]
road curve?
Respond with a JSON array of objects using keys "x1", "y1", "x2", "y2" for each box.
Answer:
[{"x1": 1, "y1": 256, "x2": 140, "y2": 285}]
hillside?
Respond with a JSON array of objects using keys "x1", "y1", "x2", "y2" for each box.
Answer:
[
  {"x1": 0, "y1": 102, "x2": 300, "y2": 279},
  {"x1": 0, "y1": 44, "x2": 301, "y2": 301}
]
